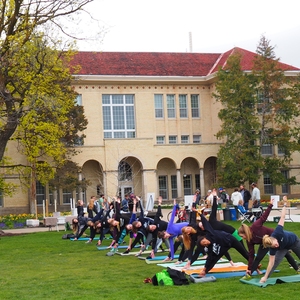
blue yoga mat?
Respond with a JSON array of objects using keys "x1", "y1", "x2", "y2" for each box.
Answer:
[{"x1": 97, "y1": 245, "x2": 140, "y2": 250}]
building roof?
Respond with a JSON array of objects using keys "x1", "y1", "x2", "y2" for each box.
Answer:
[{"x1": 70, "y1": 47, "x2": 300, "y2": 77}]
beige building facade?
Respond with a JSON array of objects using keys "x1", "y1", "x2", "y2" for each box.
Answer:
[{"x1": 1, "y1": 49, "x2": 300, "y2": 214}]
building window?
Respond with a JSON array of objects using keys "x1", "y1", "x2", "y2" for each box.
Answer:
[
  {"x1": 191, "y1": 94, "x2": 200, "y2": 118},
  {"x1": 257, "y1": 90, "x2": 270, "y2": 114},
  {"x1": 167, "y1": 94, "x2": 176, "y2": 118},
  {"x1": 183, "y1": 174, "x2": 192, "y2": 195},
  {"x1": 261, "y1": 144, "x2": 273, "y2": 155},
  {"x1": 75, "y1": 94, "x2": 82, "y2": 106},
  {"x1": 195, "y1": 174, "x2": 200, "y2": 191},
  {"x1": 181, "y1": 135, "x2": 189, "y2": 144},
  {"x1": 171, "y1": 175, "x2": 177, "y2": 199},
  {"x1": 156, "y1": 136, "x2": 165, "y2": 144},
  {"x1": 179, "y1": 94, "x2": 188, "y2": 118},
  {"x1": 118, "y1": 161, "x2": 132, "y2": 181},
  {"x1": 281, "y1": 170, "x2": 289, "y2": 194},
  {"x1": 154, "y1": 94, "x2": 164, "y2": 118},
  {"x1": 36, "y1": 181, "x2": 45, "y2": 205},
  {"x1": 0, "y1": 191, "x2": 3, "y2": 207},
  {"x1": 278, "y1": 145, "x2": 287, "y2": 156},
  {"x1": 63, "y1": 189, "x2": 73, "y2": 204},
  {"x1": 169, "y1": 135, "x2": 177, "y2": 144},
  {"x1": 193, "y1": 135, "x2": 201, "y2": 144},
  {"x1": 159, "y1": 176, "x2": 168, "y2": 200},
  {"x1": 102, "y1": 94, "x2": 135, "y2": 139},
  {"x1": 263, "y1": 173, "x2": 274, "y2": 194}
]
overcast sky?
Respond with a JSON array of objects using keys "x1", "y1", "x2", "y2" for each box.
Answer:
[{"x1": 76, "y1": 0, "x2": 300, "y2": 68}]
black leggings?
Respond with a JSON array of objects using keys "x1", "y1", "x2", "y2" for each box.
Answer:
[{"x1": 251, "y1": 244, "x2": 298, "y2": 273}]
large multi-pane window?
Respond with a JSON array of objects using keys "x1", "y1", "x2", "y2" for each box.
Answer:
[
  {"x1": 159, "y1": 176, "x2": 168, "y2": 200},
  {"x1": 102, "y1": 94, "x2": 135, "y2": 139},
  {"x1": 171, "y1": 175, "x2": 177, "y2": 199},
  {"x1": 191, "y1": 94, "x2": 200, "y2": 118},
  {"x1": 167, "y1": 94, "x2": 176, "y2": 118},
  {"x1": 179, "y1": 94, "x2": 188, "y2": 118},
  {"x1": 155, "y1": 94, "x2": 164, "y2": 118},
  {"x1": 263, "y1": 173, "x2": 274, "y2": 194},
  {"x1": 36, "y1": 181, "x2": 46, "y2": 205},
  {"x1": 281, "y1": 170, "x2": 289, "y2": 194},
  {"x1": 0, "y1": 191, "x2": 3, "y2": 207}
]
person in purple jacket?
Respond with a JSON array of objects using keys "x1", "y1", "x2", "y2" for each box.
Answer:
[
  {"x1": 238, "y1": 197, "x2": 298, "y2": 279},
  {"x1": 157, "y1": 199, "x2": 189, "y2": 260},
  {"x1": 260, "y1": 196, "x2": 300, "y2": 283}
]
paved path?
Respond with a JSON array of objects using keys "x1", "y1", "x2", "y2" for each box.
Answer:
[{"x1": 2, "y1": 207, "x2": 300, "y2": 234}]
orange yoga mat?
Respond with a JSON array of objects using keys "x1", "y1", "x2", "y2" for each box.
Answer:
[{"x1": 183, "y1": 264, "x2": 247, "y2": 275}]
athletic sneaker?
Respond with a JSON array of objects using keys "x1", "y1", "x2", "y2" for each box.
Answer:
[
  {"x1": 122, "y1": 250, "x2": 130, "y2": 255},
  {"x1": 85, "y1": 240, "x2": 92, "y2": 244},
  {"x1": 242, "y1": 274, "x2": 252, "y2": 280}
]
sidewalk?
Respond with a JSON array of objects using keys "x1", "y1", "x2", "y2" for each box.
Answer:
[{"x1": 2, "y1": 207, "x2": 300, "y2": 235}]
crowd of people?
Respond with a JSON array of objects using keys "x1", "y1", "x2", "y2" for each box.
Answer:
[{"x1": 70, "y1": 189, "x2": 300, "y2": 283}]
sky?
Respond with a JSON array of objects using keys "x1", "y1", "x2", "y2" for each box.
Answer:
[{"x1": 76, "y1": 0, "x2": 300, "y2": 68}]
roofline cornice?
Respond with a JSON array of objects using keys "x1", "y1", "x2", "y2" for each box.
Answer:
[{"x1": 72, "y1": 74, "x2": 217, "y2": 84}]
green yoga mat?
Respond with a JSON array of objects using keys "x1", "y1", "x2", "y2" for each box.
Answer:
[{"x1": 240, "y1": 275, "x2": 300, "y2": 288}]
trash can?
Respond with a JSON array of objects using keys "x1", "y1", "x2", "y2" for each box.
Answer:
[
  {"x1": 223, "y1": 208, "x2": 231, "y2": 221},
  {"x1": 273, "y1": 216, "x2": 280, "y2": 222},
  {"x1": 229, "y1": 207, "x2": 237, "y2": 221}
]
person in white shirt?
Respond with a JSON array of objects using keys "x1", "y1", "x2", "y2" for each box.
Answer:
[
  {"x1": 231, "y1": 188, "x2": 243, "y2": 218},
  {"x1": 251, "y1": 182, "x2": 261, "y2": 206}
]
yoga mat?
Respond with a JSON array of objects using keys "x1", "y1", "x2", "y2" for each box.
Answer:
[
  {"x1": 190, "y1": 270, "x2": 272, "y2": 280},
  {"x1": 157, "y1": 259, "x2": 229, "y2": 268},
  {"x1": 142, "y1": 254, "x2": 180, "y2": 263},
  {"x1": 97, "y1": 245, "x2": 139, "y2": 250},
  {"x1": 240, "y1": 274, "x2": 300, "y2": 288},
  {"x1": 70, "y1": 237, "x2": 112, "y2": 241},
  {"x1": 115, "y1": 249, "x2": 164, "y2": 256},
  {"x1": 183, "y1": 262, "x2": 247, "y2": 275}
]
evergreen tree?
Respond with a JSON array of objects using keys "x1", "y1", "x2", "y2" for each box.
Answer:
[{"x1": 215, "y1": 36, "x2": 300, "y2": 189}]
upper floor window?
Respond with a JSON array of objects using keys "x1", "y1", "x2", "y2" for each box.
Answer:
[
  {"x1": 156, "y1": 136, "x2": 165, "y2": 144},
  {"x1": 261, "y1": 144, "x2": 273, "y2": 155},
  {"x1": 257, "y1": 90, "x2": 270, "y2": 114},
  {"x1": 75, "y1": 94, "x2": 82, "y2": 106},
  {"x1": 102, "y1": 94, "x2": 135, "y2": 139},
  {"x1": 181, "y1": 135, "x2": 189, "y2": 144},
  {"x1": 191, "y1": 94, "x2": 200, "y2": 118},
  {"x1": 154, "y1": 94, "x2": 164, "y2": 118},
  {"x1": 167, "y1": 94, "x2": 176, "y2": 118},
  {"x1": 193, "y1": 135, "x2": 201, "y2": 144},
  {"x1": 169, "y1": 135, "x2": 177, "y2": 144},
  {"x1": 179, "y1": 95, "x2": 188, "y2": 118}
]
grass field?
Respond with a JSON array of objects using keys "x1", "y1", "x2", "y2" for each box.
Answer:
[{"x1": 1, "y1": 221, "x2": 300, "y2": 300}]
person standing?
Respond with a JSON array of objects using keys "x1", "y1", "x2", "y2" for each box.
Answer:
[
  {"x1": 251, "y1": 183, "x2": 261, "y2": 206},
  {"x1": 239, "y1": 185, "x2": 251, "y2": 210},
  {"x1": 231, "y1": 188, "x2": 243, "y2": 217}
]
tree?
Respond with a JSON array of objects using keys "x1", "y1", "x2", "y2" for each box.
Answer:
[
  {"x1": 0, "y1": 1, "x2": 94, "y2": 209},
  {"x1": 215, "y1": 36, "x2": 300, "y2": 189}
]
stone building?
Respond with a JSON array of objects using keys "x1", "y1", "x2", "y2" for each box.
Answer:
[{"x1": 1, "y1": 47, "x2": 300, "y2": 214}]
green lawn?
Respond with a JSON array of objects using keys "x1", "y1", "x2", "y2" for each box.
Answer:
[{"x1": 1, "y1": 221, "x2": 300, "y2": 300}]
